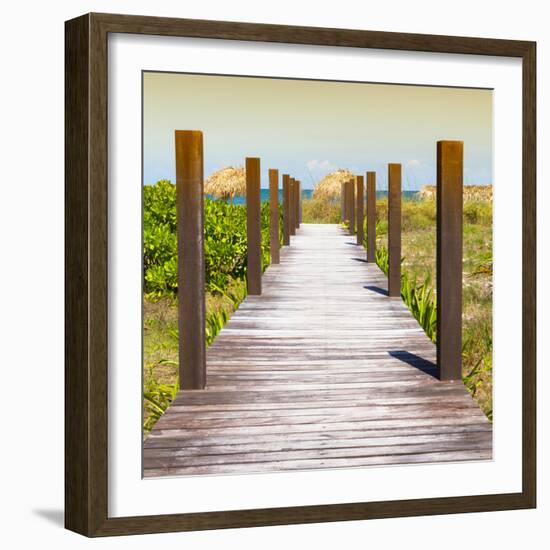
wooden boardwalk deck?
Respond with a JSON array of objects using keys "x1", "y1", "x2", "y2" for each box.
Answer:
[{"x1": 144, "y1": 224, "x2": 492, "y2": 477}]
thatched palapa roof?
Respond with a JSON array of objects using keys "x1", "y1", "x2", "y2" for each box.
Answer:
[
  {"x1": 204, "y1": 166, "x2": 246, "y2": 200},
  {"x1": 418, "y1": 184, "x2": 493, "y2": 201},
  {"x1": 312, "y1": 169, "x2": 355, "y2": 201}
]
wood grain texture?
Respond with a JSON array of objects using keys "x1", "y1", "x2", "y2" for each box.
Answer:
[
  {"x1": 298, "y1": 180, "x2": 302, "y2": 225},
  {"x1": 436, "y1": 141, "x2": 463, "y2": 381},
  {"x1": 356, "y1": 175, "x2": 364, "y2": 245},
  {"x1": 176, "y1": 131, "x2": 206, "y2": 389},
  {"x1": 340, "y1": 182, "x2": 345, "y2": 221},
  {"x1": 289, "y1": 178, "x2": 296, "y2": 236},
  {"x1": 367, "y1": 171, "x2": 376, "y2": 263},
  {"x1": 246, "y1": 157, "x2": 262, "y2": 295},
  {"x1": 65, "y1": 13, "x2": 91, "y2": 536},
  {"x1": 388, "y1": 164, "x2": 401, "y2": 297},
  {"x1": 144, "y1": 225, "x2": 492, "y2": 479},
  {"x1": 65, "y1": 12, "x2": 536, "y2": 536},
  {"x1": 347, "y1": 178, "x2": 355, "y2": 235},
  {"x1": 282, "y1": 173, "x2": 290, "y2": 245},
  {"x1": 269, "y1": 169, "x2": 280, "y2": 264}
]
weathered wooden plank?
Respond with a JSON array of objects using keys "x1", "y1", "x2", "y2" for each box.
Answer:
[
  {"x1": 150, "y1": 414, "x2": 491, "y2": 439},
  {"x1": 144, "y1": 449, "x2": 492, "y2": 477},
  {"x1": 156, "y1": 411, "x2": 486, "y2": 431},
  {"x1": 155, "y1": 407, "x2": 488, "y2": 430},
  {"x1": 171, "y1": 386, "x2": 471, "y2": 406},
  {"x1": 145, "y1": 436, "x2": 492, "y2": 469},
  {"x1": 145, "y1": 431, "x2": 492, "y2": 457},
  {"x1": 165, "y1": 394, "x2": 479, "y2": 413},
  {"x1": 144, "y1": 423, "x2": 492, "y2": 449}
]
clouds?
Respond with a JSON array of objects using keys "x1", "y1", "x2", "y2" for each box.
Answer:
[
  {"x1": 407, "y1": 159, "x2": 421, "y2": 167},
  {"x1": 306, "y1": 159, "x2": 337, "y2": 172}
]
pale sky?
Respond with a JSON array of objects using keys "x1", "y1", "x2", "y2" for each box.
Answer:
[{"x1": 143, "y1": 72, "x2": 492, "y2": 190}]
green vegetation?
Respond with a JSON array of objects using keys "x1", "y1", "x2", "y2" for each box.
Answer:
[
  {"x1": 301, "y1": 197, "x2": 341, "y2": 223},
  {"x1": 143, "y1": 180, "x2": 276, "y2": 434},
  {"x1": 367, "y1": 198, "x2": 493, "y2": 419},
  {"x1": 144, "y1": 179, "x2": 275, "y2": 297}
]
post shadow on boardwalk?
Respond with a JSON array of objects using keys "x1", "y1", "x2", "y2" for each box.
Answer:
[
  {"x1": 364, "y1": 285, "x2": 388, "y2": 296},
  {"x1": 388, "y1": 350, "x2": 438, "y2": 378}
]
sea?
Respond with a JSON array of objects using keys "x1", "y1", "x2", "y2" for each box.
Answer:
[{"x1": 208, "y1": 190, "x2": 420, "y2": 205}]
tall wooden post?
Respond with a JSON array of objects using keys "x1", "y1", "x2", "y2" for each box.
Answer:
[
  {"x1": 348, "y1": 180, "x2": 353, "y2": 223},
  {"x1": 356, "y1": 175, "x2": 364, "y2": 246},
  {"x1": 282, "y1": 174, "x2": 290, "y2": 245},
  {"x1": 295, "y1": 180, "x2": 301, "y2": 230},
  {"x1": 298, "y1": 180, "x2": 302, "y2": 225},
  {"x1": 246, "y1": 157, "x2": 262, "y2": 295},
  {"x1": 269, "y1": 169, "x2": 280, "y2": 264},
  {"x1": 343, "y1": 181, "x2": 348, "y2": 222},
  {"x1": 175, "y1": 130, "x2": 206, "y2": 390},
  {"x1": 367, "y1": 171, "x2": 376, "y2": 262},
  {"x1": 289, "y1": 177, "x2": 296, "y2": 236},
  {"x1": 437, "y1": 141, "x2": 464, "y2": 381},
  {"x1": 340, "y1": 182, "x2": 345, "y2": 222},
  {"x1": 388, "y1": 164, "x2": 401, "y2": 297},
  {"x1": 348, "y1": 178, "x2": 355, "y2": 236}
]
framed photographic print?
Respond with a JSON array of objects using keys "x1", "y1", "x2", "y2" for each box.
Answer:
[{"x1": 65, "y1": 12, "x2": 536, "y2": 537}]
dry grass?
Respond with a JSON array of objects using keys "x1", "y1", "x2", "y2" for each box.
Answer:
[
  {"x1": 418, "y1": 184, "x2": 493, "y2": 201},
  {"x1": 312, "y1": 169, "x2": 354, "y2": 202},
  {"x1": 204, "y1": 166, "x2": 246, "y2": 201},
  {"x1": 302, "y1": 197, "x2": 341, "y2": 223}
]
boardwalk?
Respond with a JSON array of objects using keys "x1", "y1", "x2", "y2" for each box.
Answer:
[{"x1": 144, "y1": 224, "x2": 492, "y2": 477}]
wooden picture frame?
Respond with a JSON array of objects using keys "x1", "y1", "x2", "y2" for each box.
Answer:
[{"x1": 65, "y1": 12, "x2": 536, "y2": 537}]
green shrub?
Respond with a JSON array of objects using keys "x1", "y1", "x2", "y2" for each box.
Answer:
[
  {"x1": 464, "y1": 201, "x2": 492, "y2": 225},
  {"x1": 143, "y1": 180, "x2": 273, "y2": 297}
]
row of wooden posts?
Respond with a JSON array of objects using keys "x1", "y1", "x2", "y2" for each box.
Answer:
[
  {"x1": 175, "y1": 130, "x2": 303, "y2": 390},
  {"x1": 175, "y1": 130, "x2": 464, "y2": 390},
  {"x1": 339, "y1": 167, "x2": 402, "y2": 296},
  {"x1": 258, "y1": 163, "x2": 303, "y2": 294}
]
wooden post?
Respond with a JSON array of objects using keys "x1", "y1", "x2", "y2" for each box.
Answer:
[
  {"x1": 437, "y1": 141, "x2": 464, "y2": 381},
  {"x1": 348, "y1": 180, "x2": 353, "y2": 223},
  {"x1": 246, "y1": 157, "x2": 262, "y2": 295},
  {"x1": 175, "y1": 130, "x2": 206, "y2": 390},
  {"x1": 388, "y1": 164, "x2": 401, "y2": 297},
  {"x1": 295, "y1": 180, "x2": 301, "y2": 230},
  {"x1": 269, "y1": 168, "x2": 280, "y2": 264},
  {"x1": 289, "y1": 177, "x2": 296, "y2": 236},
  {"x1": 343, "y1": 181, "x2": 348, "y2": 222},
  {"x1": 340, "y1": 182, "x2": 345, "y2": 222},
  {"x1": 367, "y1": 171, "x2": 376, "y2": 262},
  {"x1": 298, "y1": 180, "x2": 302, "y2": 225},
  {"x1": 282, "y1": 174, "x2": 290, "y2": 245},
  {"x1": 356, "y1": 175, "x2": 364, "y2": 246},
  {"x1": 348, "y1": 178, "x2": 355, "y2": 236}
]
